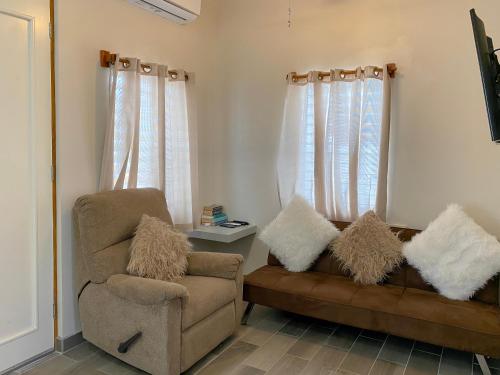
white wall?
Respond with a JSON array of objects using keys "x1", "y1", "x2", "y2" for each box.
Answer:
[
  {"x1": 56, "y1": 0, "x2": 500, "y2": 339},
  {"x1": 207, "y1": 0, "x2": 500, "y2": 273},
  {"x1": 55, "y1": 0, "x2": 221, "y2": 338}
]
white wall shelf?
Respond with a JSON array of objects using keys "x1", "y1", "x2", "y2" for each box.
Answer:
[{"x1": 188, "y1": 224, "x2": 257, "y2": 243}]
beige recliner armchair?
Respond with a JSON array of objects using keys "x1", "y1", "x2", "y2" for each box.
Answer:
[{"x1": 73, "y1": 188, "x2": 244, "y2": 375}]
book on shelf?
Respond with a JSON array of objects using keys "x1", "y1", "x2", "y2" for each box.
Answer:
[
  {"x1": 203, "y1": 204, "x2": 223, "y2": 214},
  {"x1": 201, "y1": 215, "x2": 228, "y2": 226},
  {"x1": 201, "y1": 204, "x2": 228, "y2": 226}
]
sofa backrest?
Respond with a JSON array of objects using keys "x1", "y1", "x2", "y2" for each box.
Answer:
[
  {"x1": 73, "y1": 188, "x2": 172, "y2": 293},
  {"x1": 267, "y1": 220, "x2": 499, "y2": 305}
]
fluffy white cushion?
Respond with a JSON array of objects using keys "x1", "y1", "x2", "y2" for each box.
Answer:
[
  {"x1": 259, "y1": 195, "x2": 340, "y2": 272},
  {"x1": 403, "y1": 204, "x2": 500, "y2": 300}
]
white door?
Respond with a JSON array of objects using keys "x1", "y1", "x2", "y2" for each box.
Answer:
[{"x1": 0, "y1": 0, "x2": 53, "y2": 371}]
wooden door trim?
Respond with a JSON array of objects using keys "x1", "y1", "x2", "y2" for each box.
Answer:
[{"x1": 50, "y1": 0, "x2": 58, "y2": 341}]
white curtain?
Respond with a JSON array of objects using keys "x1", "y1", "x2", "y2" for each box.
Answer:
[
  {"x1": 100, "y1": 56, "x2": 198, "y2": 230},
  {"x1": 277, "y1": 65, "x2": 391, "y2": 221}
]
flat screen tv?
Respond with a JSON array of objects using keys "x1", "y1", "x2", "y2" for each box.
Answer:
[{"x1": 470, "y1": 9, "x2": 500, "y2": 143}]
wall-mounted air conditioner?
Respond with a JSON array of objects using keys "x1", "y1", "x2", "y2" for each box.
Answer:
[{"x1": 128, "y1": 0, "x2": 201, "y2": 24}]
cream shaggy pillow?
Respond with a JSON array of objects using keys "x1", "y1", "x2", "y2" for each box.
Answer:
[
  {"x1": 127, "y1": 214, "x2": 190, "y2": 281},
  {"x1": 259, "y1": 195, "x2": 340, "y2": 272},
  {"x1": 403, "y1": 204, "x2": 500, "y2": 301},
  {"x1": 329, "y1": 211, "x2": 403, "y2": 285}
]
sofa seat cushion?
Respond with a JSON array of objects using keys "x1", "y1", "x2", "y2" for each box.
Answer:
[
  {"x1": 350, "y1": 283, "x2": 405, "y2": 314},
  {"x1": 245, "y1": 266, "x2": 404, "y2": 309},
  {"x1": 397, "y1": 287, "x2": 500, "y2": 336},
  {"x1": 245, "y1": 266, "x2": 360, "y2": 305},
  {"x1": 178, "y1": 275, "x2": 237, "y2": 330},
  {"x1": 244, "y1": 266, "x2": 500, "y2": 337}
]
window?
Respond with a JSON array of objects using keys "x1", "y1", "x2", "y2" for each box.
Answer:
[
  {"x1": 100, "y1": 60, "x2": 195, "y2": 228},
  {"x1": 278, "y1": 67, "x2": 391, "y2": 221}
]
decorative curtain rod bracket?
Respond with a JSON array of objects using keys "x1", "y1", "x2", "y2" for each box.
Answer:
[
  {"x1": 99, "y1": 50, "x2": 189, "y2": 80},
  {"x1": 387, "y1": 63, "x2": 397, "y2": 78},
  {"x1": 100, "y1": 50, "x2": 116, "y2": 68}
]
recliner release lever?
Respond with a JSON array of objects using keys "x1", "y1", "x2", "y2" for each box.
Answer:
[{"x1": 117, "y1": 332, "x2": 142, "y2": 354}]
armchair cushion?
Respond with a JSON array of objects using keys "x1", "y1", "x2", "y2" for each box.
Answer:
[
  {"x1": 187, "y1": 252, "x2": 243, "y2": 279},
  {"x1": 107, "y1": 274, "x2": 188, "y2": 305},
  {"x1": 177, "y1": 275, "x2": 237, "y2": 329}
]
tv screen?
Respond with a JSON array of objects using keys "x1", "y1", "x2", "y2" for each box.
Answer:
[{"x1": 470, "y1": 9, "x2": 500, "y2": 143}]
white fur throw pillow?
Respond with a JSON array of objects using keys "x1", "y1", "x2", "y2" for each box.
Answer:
[
  {"x1": 259, "y1": 195, "x2": 340, "y2": 272},
  {"x1": 403, "y1": 204, "x2": 500, "y2": 300},
  {"x1": 127, "y1": 214, "x2": 190, "y2": 281}
]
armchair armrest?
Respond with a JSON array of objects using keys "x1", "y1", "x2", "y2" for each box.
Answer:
[
  {"x1": 187, "y1": 252, "x2": 244, "y2": 280},
  {"x1": 107, "y1": 274, "x2": 188, "y2": 305}
]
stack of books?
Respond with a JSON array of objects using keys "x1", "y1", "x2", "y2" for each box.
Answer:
[{"x1": 201, "y1": 204, "x2": 228, "y2": 226}]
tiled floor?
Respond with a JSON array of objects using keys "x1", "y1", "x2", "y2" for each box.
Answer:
[{"x1": 11, "y1": 305, "x2": 498, "y2": 375}]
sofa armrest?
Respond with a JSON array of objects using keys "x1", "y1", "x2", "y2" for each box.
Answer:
[
  {"x1": 187, "y1": 252, "x2": 244, "y2": 280},
  {"x1": 107, "y1": 274, "x2": 188, "y2": 305}
]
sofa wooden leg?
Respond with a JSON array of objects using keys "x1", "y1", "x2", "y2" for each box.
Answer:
[
  {"x1": 241, "y1": 302, "x2": 255, "y2": 325},
  {"x1": 476, "y1": 354, "x2": 492, "y2": 375}
]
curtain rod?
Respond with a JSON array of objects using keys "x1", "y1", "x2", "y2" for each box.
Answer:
[
  {"x1": 287, "y1": 63, "x2": 397, "y2": 81},
  {"x1": 99, "y1": 50, "x2": 189, "y2": 81}
]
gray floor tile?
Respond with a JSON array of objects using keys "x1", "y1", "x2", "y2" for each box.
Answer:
[
  {"x1": 302, "y1": 345, "x2": 347, "y2": 375},
  {"x1": 98, "y1": 354, "x2": 147, "y2": 374},
  {"x1": 18, "y1": 355, "x2": 77, "y2": 375},
  {"x1": 245, "y1": 305, "x2": 274, "y2": 326},
  {"x1": 241, "y1": 312, "x2": 290, "y2": 346},
  {"x1": 264, "y1": 308, "x2": 292, "y2": 324},
  {"x1": 232, "y1": 365, "x2": 266, "y2": 375},
  {"x1": 63, "y1": 342, "x2": 100, "y2": 362},
  {"x1": 378, "y1": 336, "x2": 414, "y2": 366},
  {"x1": 439, "y1": 348, "x2": 473, "y2": 375},
  {"x1": 246, "y1": 306, "x2": 289, "y2": 329},
  {"x1": 287, "y1": 325, "x2": 333, "y2": 359},
  {"x1": 256, "y1": 313, "x2": 290, "y2": 331},
  {"x1": 360, "y1": 329, "x2": 387, "y2": 342},
  {"x1": 487, "y1": 358, "x2": 500, "y2": 370},
  {"x1": 338, "y1": 337, "x2": 383, "y2": 375},
  {"x1": 405, "y1": 350, "x2": 440, "y2": 375},
  {"x1": 278, "y1": 319, "x2": 311, "y2": 337},
  {"x1": 60, "y1": 351, "x2": 110, "y2": 375},
  {"x1": 197, "y1": 341, "x2": 258, "y2": 375},
  {"x1": 473, "y1": 364, "x2": 500, "y2": 375},
  {"x1": 413, "y1": 341, "x2": 442, "y2": 356},
  {"x1": 335, "y1": 369, "x2": 360, "y2": 374},
  {"x1": 209, "y1": 335, "x2": 240, "y2": 356},
  {"x1": 243, "y1": 333, "x2": 297, "y2": 371},
  {"x1": 474, "y1": 356, "x2": 500, "y2": 370},
  {"x1": 327, "y1": 325, "x2": 362, "y2": 350},
  {"x1": 267, "y1": 354, "x2": 308, "y2": 375},
  {"x1": 182, "y1": 353, "x2": 218, "y2": 374},
  {"x1": 369, "y1": 359, "x2": 405, "y2": 375}
]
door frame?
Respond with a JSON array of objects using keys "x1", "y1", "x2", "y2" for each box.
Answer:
[{"x1": 50, "y1": 0, "x2": 58, "y2": 341}]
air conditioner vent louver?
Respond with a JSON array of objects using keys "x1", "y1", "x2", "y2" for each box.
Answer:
[{"x1": 128, "y1": 0, "x2": 201, "y2": 24}]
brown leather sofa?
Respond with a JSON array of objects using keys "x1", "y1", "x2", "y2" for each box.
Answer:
[{"x1": 243, "y1": 221, "x2": 500, "y2": 373}]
